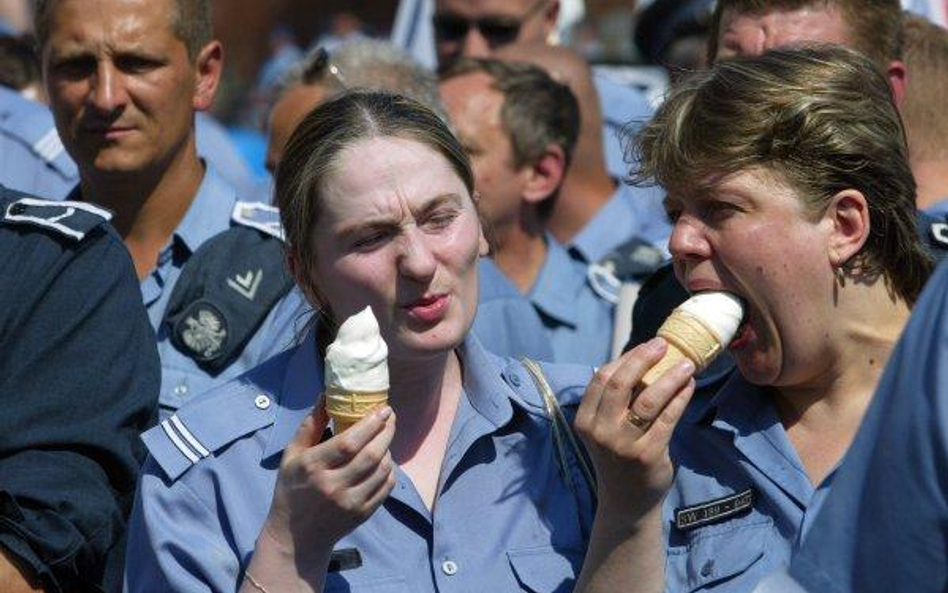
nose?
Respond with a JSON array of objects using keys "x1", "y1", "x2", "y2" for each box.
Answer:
[
  {"x1": 89, "y1": 61, "x2": 126, "y2": 114},
  {"x1": 461, "y1": 27, "x2": 492, "y2": 58},
  {"x1": 668, "y1": 215, "x2": 712, "y2": 265},
  {"x1": 397, "y1": 228, "x2": 437, "y2": 283}
]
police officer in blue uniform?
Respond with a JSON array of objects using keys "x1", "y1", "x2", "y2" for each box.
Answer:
[
  {"x1": 123, "y1": 91, "x2": 628, "y2": 593},
  {"x1": 570, "y1": 48, "x2": 936, "y2": 592},
  {"x1": 36, "y1": 0, "x2": 304, "y2": 418},
  {"x1": 440, "y1": 57, "x2": 614, "y2": 366},
  {"x1": 0, "y1": 186, "x2": 158, "y2": 592}
]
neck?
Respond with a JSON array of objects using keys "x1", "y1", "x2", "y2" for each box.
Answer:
[
  {"x1": 79, "y1": 141, "x2": 205, "y2": 278},
  {"x1": 549, "y1": 166, "x2": 615, "y2": 244},
  {"x1": 387, "y1": 349, "x2": 463, "y2": 463},
  {"x1": 490, "y1": 213, "x2": 548, "y2": 293},
  {"x1": 772, "y1": 280, "x2": 911, "y2": 435},
  {"x1": 911, "y1": 157, "x2": 948, "y2": 211}
]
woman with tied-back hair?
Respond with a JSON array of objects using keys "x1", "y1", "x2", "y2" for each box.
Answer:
[{"x1": 123, "y1": 90, "x2": 699, "y2": 593}]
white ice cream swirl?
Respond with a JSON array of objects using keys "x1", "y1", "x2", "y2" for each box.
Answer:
[
  {"x1": 678, "y1": 292, "x2": 745, "y2": 344},
  {"x1": 325, "y1": 307, "x2": 389, "y2": 392}
]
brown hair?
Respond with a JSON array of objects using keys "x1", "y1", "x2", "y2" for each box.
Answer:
[
  {"x1": 901, "y1": 13, "x2": 948, "y2": 161},
  {"x1": 708, "y1": 0, "x2": 904, "y2": 68},
  {"x1": 275, "y1": 90, "x2": 474, "y2": 309},
  {"x1": 440, "y1": 57, "x2": 579, "y2": 219},
  {"x1": 630, "y1": 45, "x2": 931, "y2": 303},
  {"x1": 35, "y1": 0, "x2": 213, "y2": 60}
]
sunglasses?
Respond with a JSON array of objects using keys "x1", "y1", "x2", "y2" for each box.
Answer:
[{"x1": 433, "y1": 0, "x2": 547, "y2": 49}]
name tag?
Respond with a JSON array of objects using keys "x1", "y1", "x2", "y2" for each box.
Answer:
[
  {"x1": 328, "y1": 548, "x2": 363, "y2": 572},
  {"x1": 675, "y1": 488, "x2": 756, "y2": 531}
]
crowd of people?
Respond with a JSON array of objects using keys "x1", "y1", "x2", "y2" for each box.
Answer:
[{"x1": 2, "y1": 0, "x2": 948, "y2": 592}]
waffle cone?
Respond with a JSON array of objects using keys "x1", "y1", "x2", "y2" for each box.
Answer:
[
  {"x1": 324, "y1": 387, "x2": 389, "y2": 433},
  {"x1": 640, "y1": 310, "x2": 722, "y2": 388}
]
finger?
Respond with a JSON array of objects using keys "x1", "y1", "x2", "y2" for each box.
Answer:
[
  {"x1": 628, "y1": 357, "x2": 695, "y2": 431},
  {"x1": 342, "y1": 450, "x2": 397, "y2": 512},
  {"x1": 358, "y1": 463, "x2": 398, "y2": 515},
  {"x1": 334, "y1": 415, "x2": 397, "y2": 483},
  {"x1": 575, "y1": 360, "x2": 619, "y2": 434},
  {"x1": 284, "y1": 405, "x2": 330, "y2": 460},
  {"x1": 639, "y1": 378, "x2": 695, "y2": 451},
  {"x1": 322, "y1": 406, "x2": 393, "y2": 467},
  {"x1": 596, "y1": 338, "x2": 667, "y2": 427}
]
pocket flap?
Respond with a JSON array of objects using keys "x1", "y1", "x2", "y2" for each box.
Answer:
[
  {"x1": 507, "y1": 546, "x2": 582, "y2": 593},
  {"x1": 667, "y1": 518, "x2": 772, "y2": 591}
]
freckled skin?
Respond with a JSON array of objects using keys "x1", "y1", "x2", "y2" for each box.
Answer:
[{"x1": 715, "y1": 6, "x2": 852, "y2": 60}]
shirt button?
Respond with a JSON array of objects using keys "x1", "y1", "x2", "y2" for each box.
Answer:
[
  {"x1": 254, "y1": 395, "x2": 271, "y2": 410},
  {"x1": 442, "y1": 560, "x2": 458, "y2": 576},
  {"x1": 173, "y1": 384, "x2": 188, "y2": 397},
  {"x1": 508, "y1": 373, "x2": 522, "y2": 387}
]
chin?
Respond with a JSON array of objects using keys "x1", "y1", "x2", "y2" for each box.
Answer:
[{"x1": 734, "y1": 353, "x2": 780, "y2": 387}]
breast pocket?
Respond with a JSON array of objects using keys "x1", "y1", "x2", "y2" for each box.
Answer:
[
  {"x1": 507, "y1": 546, "x2": 583, "y2": 593},
  {"x1": 666, "y1": 517, "x2": 774, "y2": 592}
]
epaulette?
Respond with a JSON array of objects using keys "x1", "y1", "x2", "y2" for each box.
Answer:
[
  {"x1": 141, "y1": 380, "x2": 279, "y2": 481},
  {"x1": 231, "y1": 200, "x2": 284, "y2": 241},
  {"x1": 501, "y1": 358, "x2": 594, "y2": 413},
  {"x1": 162, "y1": 209, "x2": 295, "y2": 375},
  {"x1": 2, "y1": 196, "x2": 112, "y2": 241},
  {"x1": 588, "y1": 236, "x2": 666, "y2": 303}
]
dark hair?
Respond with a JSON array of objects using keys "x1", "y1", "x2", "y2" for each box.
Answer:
[
  {"x1": 0, "y1": 34, "x2": 40, "y2": 91},
  {"x1": 440, "y1": 57, "x2": 579, "y2": 220},
  {"x1": 631, "y1": 45, "x2": 931, "y2": 303},
  {"x1": 708, "y1": 0, "x2": 903, "y2": 68},
  {"x1": 276, "y1": 91, "x2": 474, "y2": 308},
  {"x1": 35, "y1": 0, "x2": 213, "y2": 60}
]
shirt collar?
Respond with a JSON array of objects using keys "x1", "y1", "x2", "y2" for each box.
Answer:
[
  {"x1": 173, "y1": 164, "x2": 239, "y2": 254},
  {"x1": 262, "y1": 329, "x2": 518, "y2": 460},
  {"x1": 529, "y1": 236, "x2": 584, "y2": 328},
  {"x1": 924, "y1": 198, "x2": 948, "y2": 218},
  {"x1": 569, "y1": 183, "x2": 669, "y2": 265},
  {"x1": 683, "y1": 371, "x2": 771, "y2": 432}
]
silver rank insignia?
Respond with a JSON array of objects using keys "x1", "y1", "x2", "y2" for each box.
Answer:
[{"x1": 179, "y1": 304, "x2": 228, "y2": 361}]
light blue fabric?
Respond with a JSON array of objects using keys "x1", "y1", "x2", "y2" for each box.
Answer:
[
  {"x1": 195, "y1": 113, "x2": 263, "y2": 200},
  {"x1": 664, "y1": 373, "x2": 836, "y2": 592},
  {"x1": 124, "y1": 330, "x2": 596, "y2": 593},
  {"x1": 785, "y1": 260, "x2": 948, "y2": 593},
  {"x1": 67, "y1": 166, "x2": 307, "y2": 417},
  {"x1": 529, "y1": 237, "x2": 614, "y2": 366},
  {"x1": 474, "y1": 257, "x2": 556, "y2": 361},
  {"x1": 594, "y1": 69, "x2": 654, "y2": 182},
  {"x1": 569, "y1": 182, "x2": 671, "y2": 265},
  {"x1": 0, "y1": 87, "x2": 78, "y2": 200}
]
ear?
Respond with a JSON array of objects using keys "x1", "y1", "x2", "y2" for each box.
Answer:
[
  {"x1": 886, "y1": 59, "x2": 906, "y2": 109},
  {"x1": 543, "y1": 0, "x2": 561, "y2": 35},
  {"x1": 192, "y1": 41, "x2": 224, "y2": 112},
  {"x1": 521, "y1": 144, "x2": 567, "y2": 208},
  {"x1": 824, "y1": 189, "x2": 870, "y2": 269},
  {"x1": 472, "y1": 191, "x2": 491, "y2": 256}
]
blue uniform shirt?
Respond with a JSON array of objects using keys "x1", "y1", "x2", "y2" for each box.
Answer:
[
  {"x1": 529, "y1": 237, "x2": 615, "y2": 366},
  {"x1": 924, "y1": 198, "x2": 948, "y2": 218},
  {"x1": 69, "y1": 166, "x2": 307, "y2": 416},
  {"x1": 569, "y1": 182, "x2": 671, "y2": 265},
  {"x1": 775, "y1": 260, "x2": 948, "y2": 593},
  {"x1": 474, "y1": 257, "x2": 556, "y2": 361},
  {"x1": 0, "y1": 87, "x2": 78, "y2": 200},
  {"x1": 664, "y1": 373, "x2": 835, "y2": 592},
  {"x1": 125, "y1": 331, "x2": 596, "y2": 593},
  {"x1": 593, "y1": 69, "x2": 655, "y2": 181}
]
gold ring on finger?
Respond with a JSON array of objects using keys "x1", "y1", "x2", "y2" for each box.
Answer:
[{"x1": 627, "y1": 409, "x2": 652, "y2": 430}]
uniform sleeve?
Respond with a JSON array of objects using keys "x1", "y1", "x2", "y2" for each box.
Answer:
[
  {"x1": 0, "y1": 226, "x2": 159, "y2": 592},
  {"x1": 124, "y1": 459, "x2": 241, "y2": 593}
]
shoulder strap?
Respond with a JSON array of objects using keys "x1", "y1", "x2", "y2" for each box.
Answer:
[{"x1": 520, "y1": 357, "x2": 597, "y2": 499}]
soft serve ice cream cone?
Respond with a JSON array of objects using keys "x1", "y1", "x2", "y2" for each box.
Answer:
[
  {"x1": 640, "y1": 292, "x2": 744, "y2": 388},
  {"x1": 324, "y1": 307, "x2": 389, "y2": 433}
]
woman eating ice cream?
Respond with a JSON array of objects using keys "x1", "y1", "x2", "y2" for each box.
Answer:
[
  {"x1": 124, "y1": 91, "x2": 708, "y2": 593},
  {"x1": 573, "y1": 46, "x2": 934, "y2": 593}
]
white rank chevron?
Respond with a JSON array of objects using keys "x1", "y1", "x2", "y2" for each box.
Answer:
[{"x1": 227, "y1": 268, "x2": 263, "y2": 301}]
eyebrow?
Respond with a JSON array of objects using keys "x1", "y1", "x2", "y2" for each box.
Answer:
[{"x1": 335, "y1": 192, "x2": 465, "y2": 239}]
